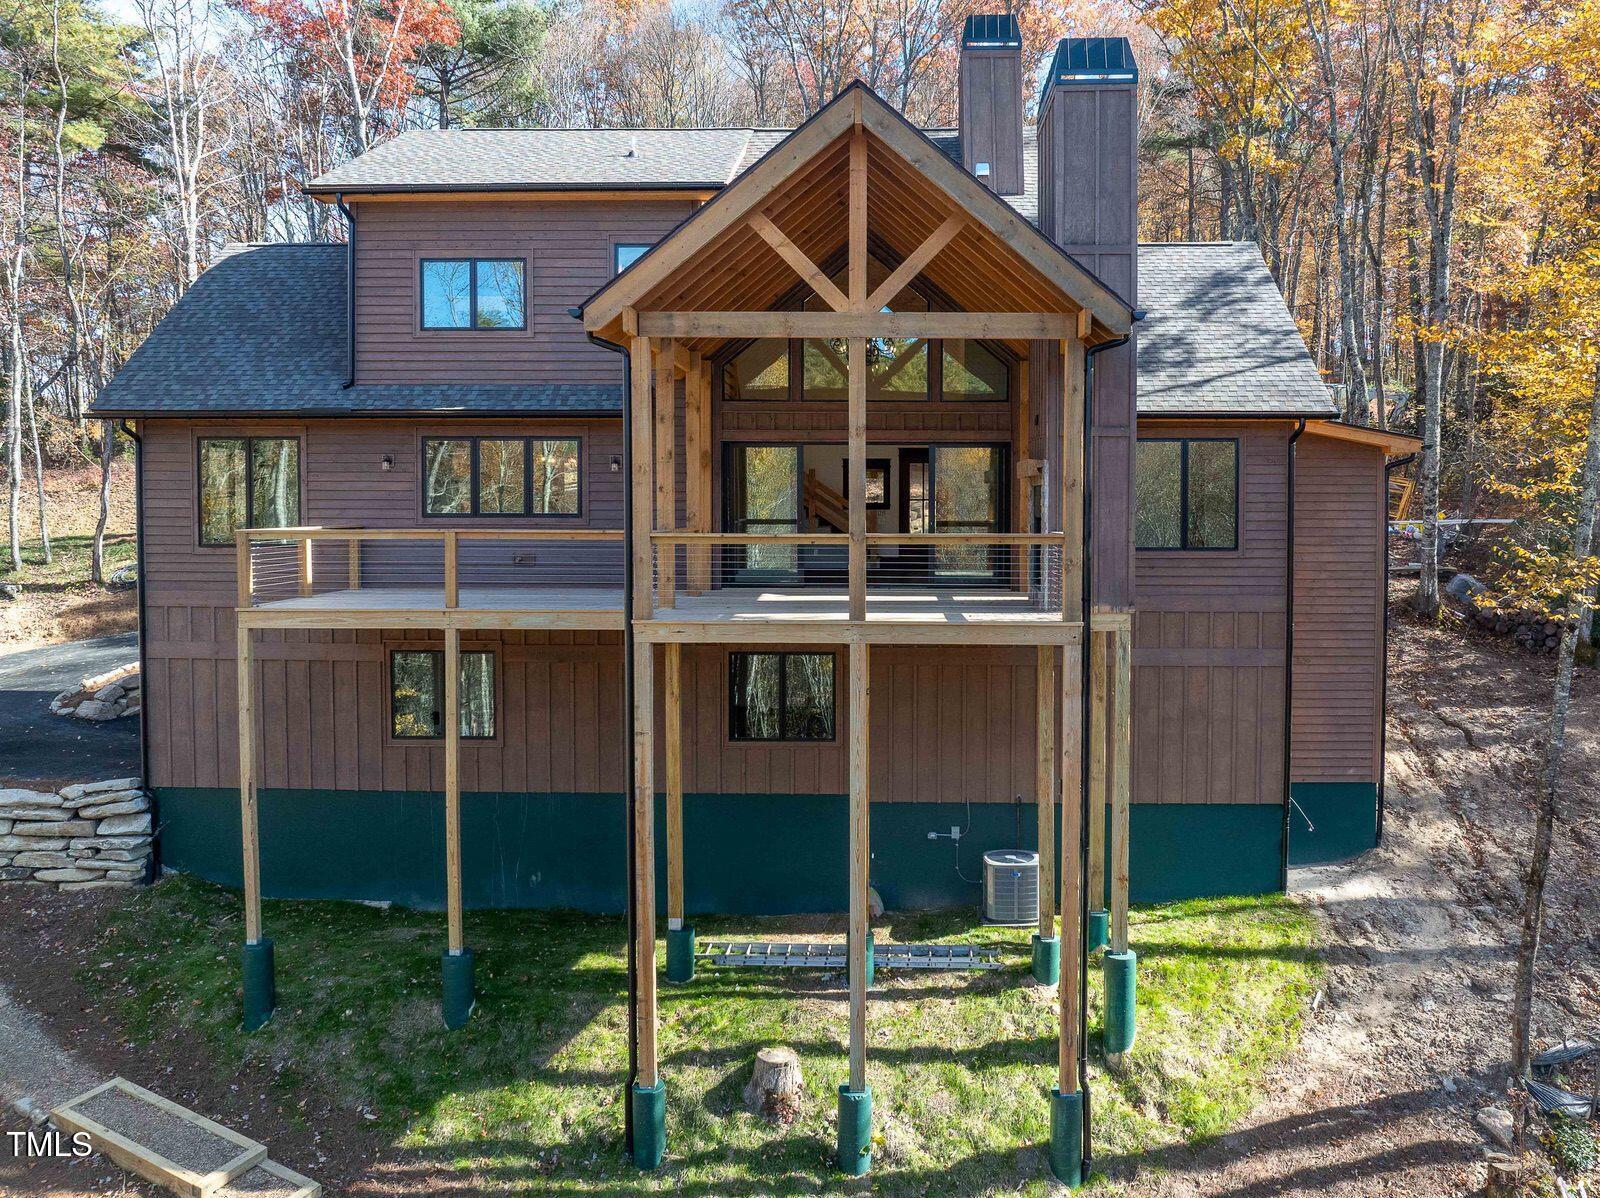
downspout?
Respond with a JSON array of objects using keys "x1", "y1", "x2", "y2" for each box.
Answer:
[
  {"x1": 1281, "y1": 419, "x2": 1307, "y2": 889},
  {"x1": 581, "y1": 316, "x2": 636, "y2": 1154},
  {"x1": 1078, "y1": 317, "x2": 1138, "y2": 1177},
  {"x1": 336, "y1": 194, "x2": 356, "y2": 388},
  {"x1": 118, "y1": 419, "x2": 155, "y2": 882},
  {"x1": 1378, "y1": 452, "x2": 1417, "y2": 846}
]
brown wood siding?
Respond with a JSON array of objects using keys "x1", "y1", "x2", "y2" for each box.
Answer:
[
  {"x1": 1132, "y1": 421, "x2": 1292, "y2": 806},
  {"x1": 351, "y1": 198, "x2": 697, "y2": 386},
  {"x1": 1291, "y1": 434, "x2": 1386, "y2": 783},
  {"x1": 958, "y1": 49, "x2": 1024, "y2": 195}
]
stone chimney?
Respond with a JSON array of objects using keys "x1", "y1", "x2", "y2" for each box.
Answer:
[
  {"x1": 1036, "y1": 36, "x2": 1140, "y2": 610},
  {"x1": 958, "y1": 14, "x2": 1024, "y2": 196}
]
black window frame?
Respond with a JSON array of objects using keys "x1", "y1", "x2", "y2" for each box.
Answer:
[
  {"x1": 728, "y1": 650, "x2": 837, "y2": 743},
  {"x1": 418, "y1": 257, "x2": 528, "y2": 331},
  {"x1": 1134, "y1": 436, "x2": 1241, "y2": 552},
  {"x1": 719, "y1": 337, "x2": 1010, "y2": 405},
  {"x1": 196, "y1": 435, "x2": 302, "y2": 547},
  {"x1": 420, "y1": 435, "x2": 584, "y2": 519},
  {"x1": 613, "y1": 243, "x2": 651, "y2": 274},
  {"x1": 388, "y1": 647, "x2": 498, "y2": 740}
]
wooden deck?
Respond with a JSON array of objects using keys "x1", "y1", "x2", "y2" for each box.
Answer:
[{"x1": 239, "y1": 582, "x2": 1081, "y2": 642}]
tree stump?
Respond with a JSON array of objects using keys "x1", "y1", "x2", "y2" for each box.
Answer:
[
  {"x1": 1485, "y1": 1152, "x2": 1522, "y2": 1197},
  {"x1": 744, "y1": 1046, "x2": 804, "y2": 1125}
]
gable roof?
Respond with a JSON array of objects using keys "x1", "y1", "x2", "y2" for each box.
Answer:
[
  {"x1": 91, "y1": 244, "x2": 620, "y2": 418},
  {"x1": 1135, "y1": 242, "x2": 1334, "y2": 417},
  {"x1": 583, "y1": 81, "x2": 1133, "y2": 340},
  {"x1": 305, "y1": 128, "x2": 791, "y2": 195}
]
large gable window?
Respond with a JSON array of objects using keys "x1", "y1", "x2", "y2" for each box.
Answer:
[
  {"x1": 420, "y1": 258, "x2": 526, "y2": 330},
  {"x1": 423, "y1": 437, "x2": 580, "y2": 517},
  {"x1": 198, "y1": 437, "x2": 300, "y2": 546},
  {"x1": 1135, "y1": 438, "x2": 1239, "y2": 550}
]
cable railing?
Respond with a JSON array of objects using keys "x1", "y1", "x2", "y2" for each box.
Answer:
[
  {"x1": 235, "y1": 527, "x2": 626, "y2": 610},
  {"x1": 649, "y1": 532, "x2": 1073, "y2": 618}
]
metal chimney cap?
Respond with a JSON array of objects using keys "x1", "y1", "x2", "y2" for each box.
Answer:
[{"x1": 962, "y1": 13, "x2": 1021, "y2": 48}]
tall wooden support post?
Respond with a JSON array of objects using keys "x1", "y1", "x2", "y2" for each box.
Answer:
[
  {"x1": 654, "y1": 340, "x2": 677, "y2": 610},
  {"x1": 1103, "y1": 624, "x2": 1137, "y2": 1064},
  {"x1": 1050, "y1": 640, "x2": 1085, "y2": 1186},
  {"x1": 847, "y1": 128, "x2": 868, "y2": 623},
  {"x1": 838, "y1": 639, "x2": 873, "y2": 1176},
  {"x1": 630, "y1": 641, "x2": 666, "y2": 1168},
  {"x1": 440, "y1": 626, "x2": 474, "y2": 1029},
  {"x1": 1087, "y1": 629, "x2": 1110, "y2": 950},
  {"x1": 663, "y1": 643, "x2": 694, "y2": 983},
  {"x1": 1014, "y1": 358, "x2": 1032, "y2": 591},
  {"x1": 629, "y1": 335, "x2": 654, "y2": 621},
  {"x1": 236, "y1": 624, "x2": 274, "y2": 1032},
  {"x1": 684, "y1": 355, "x2": 711, "y2": 594},
  {"x1": 1032, "y1": 645, "x2": 1060, "y2": 984},
  {"x1": 1061, "y1": 337, "x2": 1085, "y2": 619}
]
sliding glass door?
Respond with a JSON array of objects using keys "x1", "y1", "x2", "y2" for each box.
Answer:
[
  {"x1": 725, "y1": 444, "x2": 800, "y2": 580},
  {"x1": 931, "y1": 445, "x2": 1004, "y2": 580}
]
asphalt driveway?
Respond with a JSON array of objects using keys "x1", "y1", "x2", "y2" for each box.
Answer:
[{"x1": 0, "y1": 633, "x2": 140, "y2": 788}]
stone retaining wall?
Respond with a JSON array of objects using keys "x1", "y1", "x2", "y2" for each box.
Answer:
[{"x1": 0, "y1": 779, "x2": 152, "y2": 889}]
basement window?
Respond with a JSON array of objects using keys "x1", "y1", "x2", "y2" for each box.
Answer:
[
  {"x1": 419, "y1": 258, "x2": 526, "y2": 330},
  {"x1": 729, "y1": 652, "x2": 836, "y2": 742},
  {"x1": 197, "y1": 437, "x2": 300, "y2": 546},
  {"x1": 390, "y1": 648, "x2": 496, "y2": 739},
  {"x1": 1135, "y1": 438, "x2": 1239, "y2": 550}
]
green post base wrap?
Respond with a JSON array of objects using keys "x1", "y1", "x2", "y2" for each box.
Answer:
[
  {"x1": 836, "y1": 1085, "x2": 873, "y2": 1176},
  {"x1": 865, "y1": 932, "x2": 875, "y2": 989},
  {"x1": 241, "y1": 938, "x2": 275, "y2": 1032},
  {"x1": 1087, "y1": 909, "x2": 1110, "y2": 952},
  {"x1": 1049, "y1": 1087, "x2": 1084, "y2": 1186},
  {"x1": 1031, "y1": 934, "x2": 1060, "y2": 985},
  {"x1": 1103, "y1": 948, "x2": 1138, "y2": 1055},
  {"x1": 441, "y1": 948, "x2": 475, "y2": 1030},
  {"x1": 631, "y1": 1080, "x2": 666, "y2": 1170},
  {"x1": 666, "y1": 926, "x2": 696, "y2": 984}
]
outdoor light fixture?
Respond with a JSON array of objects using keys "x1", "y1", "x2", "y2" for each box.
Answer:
[
  {"x1": 380, "y1": 455, "x2": 393, "y2": 471},
  {"x1": 611, "y1": 455, "x2": 623, "y2": 473}
]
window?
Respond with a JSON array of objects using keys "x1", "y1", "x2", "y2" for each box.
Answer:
[
  {"x1": 390, "y1": 649, "x2": 496, "y2": 739},
  {"x1": 197, "y1": 437, "x2": 300, "y2": 546},
  {"x1": 419, "y1": 258, "x2": 526, "y2": 330},
  {"x1": 843, "y1": 459, "x2": 891, "y2": 510},
  {"x1": 729, "y1": 652, "x2": 836, "y2": 742},
  {"x1": 614, "y1": 243, "x2": 650, "y2": 273},
  {"x1": 422, "y1": 437, "x2": 581, "y2": 517},
  {"x1": 1135, "y1": 438, "x2": 1239, "y2": 550}
]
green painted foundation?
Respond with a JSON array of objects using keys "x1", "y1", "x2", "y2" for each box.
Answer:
[
  {"x1": 631, "y1": 1080, "x2": 666, "y2": 1170},
  {"x1": 441, "y1": 948, "x2": 475, "y2": 1030},
  {"x1": 1031, "y1": 934, "x2": 1060, "y2": 985},
  {"x1": 1103, "y1": 949, "x2": 1138, "y2": 1055},
  {"x1": 836, "y1": 1085, "x2": 872, "y2": 1176},
  {"x1": 241, "y1": 938, "x2": 275, "y2": 1032},
  {"x1": 1288, "y1": 782, "x2": 1380, "y2": 865},
  {"x1": 1087, "y1": 909, "x2": 1109, "y2": 951},
  {"x1": 157, "y1": 789, "x2": 1285, "y2": 913},
  {"x1": 1048, "y1": 1087, "x2": 1084, "y2": 1187},
  {"x1": 666, "y1": 926, "x2": 696, "y2": 984}
]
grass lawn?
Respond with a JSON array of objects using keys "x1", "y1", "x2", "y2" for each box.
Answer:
[{"x1": 96, "y1": 876, "x2": 1319, "y2": 1194}]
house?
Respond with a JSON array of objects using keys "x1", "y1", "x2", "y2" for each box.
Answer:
[{"x1": 92, "y1": 22, "x2": 1416, "y2": 1180}]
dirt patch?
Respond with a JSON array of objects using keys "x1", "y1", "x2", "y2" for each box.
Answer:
[
  {"x1": 0, "y1": 886, "x2": 382, "y2": 1196},
  {"x1": 1119, "y1": 584, "x2": 1598, "y2": 1196}
]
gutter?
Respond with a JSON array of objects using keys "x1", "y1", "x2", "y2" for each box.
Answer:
[
  {"x1": 1078, "y1": 315, "x2": 1139, "y2": 1178},
  {"x1": 1280, "y1": 418, "x2": 1307, "y2": 889},
  {"x1": 1378, "y1": 452, "x2": 1417, "y2": 845},
  {"x1": 581, "y1": 317, "x2": 638, "y2": 1155},
  {"x1": 336, "y1": 194, "x2": 356, "y2": 388},
  {"x1": 117, "y1": 419, "x2": 156, "y2": 882}
]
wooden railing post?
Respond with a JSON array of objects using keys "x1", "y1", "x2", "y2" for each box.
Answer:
[
  {"x1": 297, "y1": 536, "x2": 313, "y2": 598},
  {"x1": 443, "y1": 531, "x2": 459, "y2": 609},
  {"x1": 347, "y1": 536, "x2": 361, "y2": 591},
  {"x1": 235, "y1": 530, "x2": 252, "y2": 609},
  {"x1": 655, "y1": 339, "x2": 677, "y2": 610},
  {"x1": 848, "y1": 336, "x2": 867, "y2": 621},
  {"x1": 630, "y1": 335, "x2": 655, "y2": 621}
]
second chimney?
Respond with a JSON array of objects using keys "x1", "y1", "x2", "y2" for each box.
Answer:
[{"x1": 958, "y1": 14, "x2": 1024, "y2": 196}]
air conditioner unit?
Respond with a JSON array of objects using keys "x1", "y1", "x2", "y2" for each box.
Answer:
[{"x1": 982, "y1": 849, "x2": 1039, "y2": 926}]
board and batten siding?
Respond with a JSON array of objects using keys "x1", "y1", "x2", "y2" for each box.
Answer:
[
  {"x1": 1290, "y1": 433, "x2": 1387, "y2": 784},
  {"x1": 350, "y1": 197, "x2": 698, "y2": 387},
  {"x1": 1131, "y1": 421, "x2": 1292, "y2": 808}
]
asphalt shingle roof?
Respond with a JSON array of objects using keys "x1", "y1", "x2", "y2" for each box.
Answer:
[
  {"x1": 92, "y1": 244, "x2": 621, "y2": 417},
  {"x1": 1135, "y1": 243, "x2": 1335, "y2": 416},
  {"x1": 96, "y1": 135, "x2": 1329, "y2": 419},
  {"x1": 307, "y1": 128, "x2": 791, "y2": 193}
]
